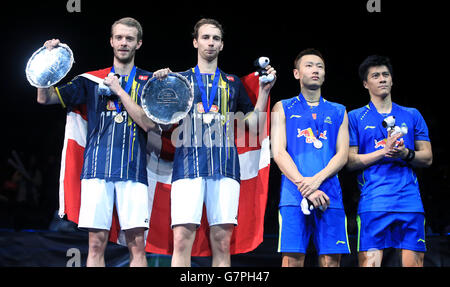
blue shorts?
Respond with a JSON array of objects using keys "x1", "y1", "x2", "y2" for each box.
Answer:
[
  {"x1": 278, "y1": 206, "x2": 351, "y2": 255},
  {"x1": 357, "y1": 212, "x2": 426, "y2": 252}
]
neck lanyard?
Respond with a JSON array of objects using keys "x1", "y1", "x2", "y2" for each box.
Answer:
[
  {"x1": 298, "y1": 93, "x2": 325, "y2": 138},
  {"x1": 111, "y1": 65, "x2": 136, "y2": 113},
  {"x1": 194, "y1": 65, "x2": 220, "y2": 113}
]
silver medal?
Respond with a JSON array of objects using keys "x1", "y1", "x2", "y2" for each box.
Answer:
[
  {"x1": 203, "y1": 113, "x2": 213, "y2": 124},
  {"x1": 313, "y1": 139, "x2": 323, "y2": 149}
]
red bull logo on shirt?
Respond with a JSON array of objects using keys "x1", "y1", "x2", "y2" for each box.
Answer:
[
  {"x1": 374, "y1": 138, "x2": 402, "y2": 149},
  {"x1": 374, "y1": 138, "x2": 387, "y2": 149},
  {"x1": 297, "y1": 128, "x2": 327, "y2": 144}
]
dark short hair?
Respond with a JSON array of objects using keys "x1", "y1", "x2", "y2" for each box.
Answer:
[
  {"x1": 111, "y1": 17, "x2": 143, "y2": 41},
  {"x1": 359, "y1": 55, "x2": 393, "y2": 82},
  {"x1": 294, "y1": 48, "x2": 325, "y2": 69},
  {"x1": 192, "y1": 18, "x2": 224, "y2": 40}
]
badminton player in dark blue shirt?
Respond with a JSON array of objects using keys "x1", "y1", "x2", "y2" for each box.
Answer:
[{"x1": 37, "y1": 18, "x2": 157, "y2": 267}]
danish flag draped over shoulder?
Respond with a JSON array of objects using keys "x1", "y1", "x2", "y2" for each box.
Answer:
[{"x1": 59, "y1": 69, "x2": 270, "y2": 256}]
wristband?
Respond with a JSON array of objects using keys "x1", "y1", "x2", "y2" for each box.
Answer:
[{"x1": 404, "y1": 148, "x2": 415, "y2": 162}]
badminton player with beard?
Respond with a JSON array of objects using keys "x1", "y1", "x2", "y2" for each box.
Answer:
[{"x1": 36, "y1": 17, "x2": 158, "y2": 267}]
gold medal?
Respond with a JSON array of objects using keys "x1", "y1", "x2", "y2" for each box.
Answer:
[{"x1": 114, "y1": 113, "x2": 124, "y2": 124}]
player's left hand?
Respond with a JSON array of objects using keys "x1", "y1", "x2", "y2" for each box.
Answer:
[
  {"x1": 385, "y1": 138, "x2": 407, "y2": 158},
  {"x1": 153, "y1": 68, "x2": 172, "y2": 80},
  {"x1": 260, "y1": 65, "x2": 277, "y2": 91},
  {"x1": 308, "y1": 189, "x2": 330, "y2": 211},
  {"x1": 296, "y1": 176, "x2": 322, "y2": 198}
]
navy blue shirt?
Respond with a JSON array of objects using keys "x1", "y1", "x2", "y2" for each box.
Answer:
[
  {"x1": 56, "y1": 67, "x2": 152, "y2": 185},
  {"x1": 171, "y1": 68, "x2": 254, "y2": 183}
]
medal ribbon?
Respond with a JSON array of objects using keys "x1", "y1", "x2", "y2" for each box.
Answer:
[
  {"x1": 110, "y1": 66, "x2": 139, "y2": 166},
  {"x1": 111, "y1": 65, "x2": 137, "y2": 114},
  {"x1": 194, "y1": 65, "x2": 220, "y2": 114},
  {"x1": 298, "y1": 93, "x2": 325, "y2": 140}
]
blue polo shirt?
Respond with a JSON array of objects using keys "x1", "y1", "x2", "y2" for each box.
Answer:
[{"x1": 348, "y1": 101, "x2": 430, "y2": 213}]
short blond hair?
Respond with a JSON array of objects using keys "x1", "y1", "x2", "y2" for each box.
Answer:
[{"x1": 111, "y1": 17, "x2": 143, "y2": 41}]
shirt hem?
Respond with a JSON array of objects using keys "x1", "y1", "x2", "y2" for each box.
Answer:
[{"x1": 81, "y1": 175, "x2": 148, "y2": 185}]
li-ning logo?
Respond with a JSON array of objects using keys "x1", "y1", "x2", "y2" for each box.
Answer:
[
  {"x1": 417, "y1": 238, "x2": 426, "y2": 244},
  {"x1": 66, "y1": 0, "x2": 81, "y2": 13}
]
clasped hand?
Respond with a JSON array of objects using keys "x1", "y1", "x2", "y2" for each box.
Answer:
[
  {"x1": 296, "y1": 176, "x2": 330, "y2": 211},
  {"x1": 384, "y1": 131, "x2": 408, "y2": 159}
]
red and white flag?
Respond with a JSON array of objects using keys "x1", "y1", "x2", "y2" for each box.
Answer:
[{"x1": 58, "y1": 69, "x2": 270, "y2": 256}]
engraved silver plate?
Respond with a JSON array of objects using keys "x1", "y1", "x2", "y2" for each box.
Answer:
[
  {"x1": 25, "y1": 43, "x2": 74, "y2": 88},
  {"x1": 142, "y1": 73, "x2": 194, "y2": 124}
]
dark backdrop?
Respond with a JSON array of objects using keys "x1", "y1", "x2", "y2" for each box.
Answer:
[{"x1": 1, "y1": 0, "x2": 448, "y2": 236}]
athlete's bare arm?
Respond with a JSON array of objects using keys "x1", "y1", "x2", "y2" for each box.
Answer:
[
  {"x1": 103, "y1": 74, "x2": 157, "y2": 133},
  {"x1": 298, "y1": 112, "x2": 349, "y2": 199},
  {"x1": 37, "y1": 86, "x2": 61, "y2": 105},
  {"x1": 271, "y1": 101, "x2": 304, "y2": 184},
  {"x1": 390, "y1": 140, "x2": 432, "y2": 168},
  {"x1": 346, "y1": 129, "x2": 431, "y2": 171},
  {"x1": 271, "y1": 101, "x2": 329, "y2": 209},
  {"x1": 246, "y1": 65, "x2": 276, "y2": 136}
]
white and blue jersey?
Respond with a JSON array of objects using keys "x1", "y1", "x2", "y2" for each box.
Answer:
[
  {"x1": 348, "y1": 101, "x2": 430, "y2": 213},
  {"x1": 279, "y1": 94, "x2": 346, "y2": 209},
  {"x1": 171, "y1": 68, "x2": 254, "y2": 183},
  {"x1": 56, "y1": 67, "x2": 152, "y2": 185}
]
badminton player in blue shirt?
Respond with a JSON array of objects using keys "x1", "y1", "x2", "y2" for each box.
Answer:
[
  {"x1": 272, "y1": 49, "x2": 350, "y2": 267},
  {"x1": 347, "y1": 55, "x2": 433, "y2": 267}
]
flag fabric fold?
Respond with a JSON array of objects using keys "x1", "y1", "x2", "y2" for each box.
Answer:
[{"x1": 58, "y1": 70, "x2": 270, "y2": 256}]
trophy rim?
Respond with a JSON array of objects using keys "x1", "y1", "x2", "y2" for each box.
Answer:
[
  {"x1": 142, "y1": 72, "x2": 194, "y2": 125},
  {"x1": 25, "y1": 43, "x2": 74, "y2": 88}
]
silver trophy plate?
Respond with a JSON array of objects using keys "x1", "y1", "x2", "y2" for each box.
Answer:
[
  {"x1": 142, "y1": 73, "x2": 194, "y2": 124},
  {"x1": 25, "y1": 43, "x2": 74, "y2": 88}
]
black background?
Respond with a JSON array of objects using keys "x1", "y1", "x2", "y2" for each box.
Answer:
[{"x1": 1, "y1": 0, "x2": 449, "y2": 236}]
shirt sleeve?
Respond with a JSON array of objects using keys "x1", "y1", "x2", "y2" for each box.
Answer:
[
  {"x1": 348, "y1": 111, "x2": 359, "y2": 147},
  {"x1": 55, "y1": 76, "x2": 87, "y2": 110},
  {"x1": 235, "y1": 77, "x2": 255, "y2": 115},
  {"x1": 412, "y1": 108, "x2": 430, "y2": 142}
]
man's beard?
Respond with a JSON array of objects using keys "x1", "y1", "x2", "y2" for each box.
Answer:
[{"x1": 115, "y1": 49, "x2": 135, "y2": 64}]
